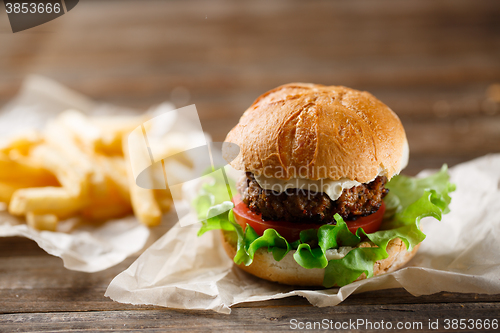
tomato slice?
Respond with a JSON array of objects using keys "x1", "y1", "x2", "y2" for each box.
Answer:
[
  {"x1": 232, "y1": 196, "x2": 385, "y2": 242},
  {"x1": 344, "y1": 203, "x2": 385, "y2": 235}
]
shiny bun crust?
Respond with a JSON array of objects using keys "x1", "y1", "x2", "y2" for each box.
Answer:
[
  {"x1": 225, "y1": 83, "x2": 408, "y2": 183},
  {"x1": 222, "y1": 230, "x2": 420, "y2": 287}
]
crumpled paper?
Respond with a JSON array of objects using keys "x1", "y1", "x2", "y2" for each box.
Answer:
[
  {"x1": 0, "y1": 76, "x2": 178, "y2": 272},
  {"x1": 105, "y1": 154, "x2": 500, "y2": 313}
]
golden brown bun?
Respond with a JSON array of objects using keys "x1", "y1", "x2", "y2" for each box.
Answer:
[
  {"x1": 222, "y1": 230, "x2": 420, "y2": 287},
  {"x1": 225, "y1": 83, "x2": 408, "y2": 183}
]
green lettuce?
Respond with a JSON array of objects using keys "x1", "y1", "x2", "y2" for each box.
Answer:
[{"x1": 196, "y1": 165, "x2": 455, "y2": 287}]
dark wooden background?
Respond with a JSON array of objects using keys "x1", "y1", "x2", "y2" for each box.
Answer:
[{"x1": 1, "y1": 0, "x2": 500, "y2": 331}]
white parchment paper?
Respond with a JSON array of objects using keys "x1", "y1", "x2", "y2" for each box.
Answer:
[
  {"x1": 105, "y1": 154, "x2": 500, "y2": 313},
  {"x1": 0, "y1": 76, "x2": 177, "y2": 272}
]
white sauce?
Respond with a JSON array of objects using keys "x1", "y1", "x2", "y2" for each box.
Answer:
[
  {"x1": 254, "y1": 139, "x2": 410, "y2": 201},
  {"x1": 254, "y1": 174, "x2": 365, "y2": 201},
  {"x1": 324, "y1": 246, "x2": 353, "y2": 260}
]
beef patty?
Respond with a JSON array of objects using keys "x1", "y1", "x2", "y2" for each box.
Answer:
[{"x1": 238, "y1": 172, "x2": 388, "y2": 224}]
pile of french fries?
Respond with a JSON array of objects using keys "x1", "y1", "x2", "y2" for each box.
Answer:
[{"x1": 0, "y1": 110, "x2": 176, "y2": 231}]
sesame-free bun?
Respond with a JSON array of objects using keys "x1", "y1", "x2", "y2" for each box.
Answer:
[
  {"x1": 225, "y1": 83, "x2": 408, "y2": 183},
  {"x1": 222, "y1": 230, "x2": 420, "y2": 287}
]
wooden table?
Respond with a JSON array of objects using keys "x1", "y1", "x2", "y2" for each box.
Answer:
[{"x1": 1, "y1": 1, "x2": 500, "y2": 331}]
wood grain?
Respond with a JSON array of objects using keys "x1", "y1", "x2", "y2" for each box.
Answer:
[
  {"x1": 1, "y1": 304, "x2": 500, "y2": 332},
  {"x1": 1, "y1": 0, "x2": 498, "y2": 173},
  {"x1": 2, "y1": 237, "x2": 500, "y2": 332},
  {"x1": 0, "y1": 0, "x2": 499, "y2": 331}
]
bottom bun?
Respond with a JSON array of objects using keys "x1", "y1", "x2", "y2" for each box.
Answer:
[{"x1": 221, "y1": 230, "x2": 420, "y2": 287}]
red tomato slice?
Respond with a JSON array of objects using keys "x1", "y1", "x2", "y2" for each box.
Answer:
[
  {"x1": 344, "y1": 203, "x2": 385, "y2": 235},
  {"x1": 232, "y1": 197, "x2": 385, "y2": 242}
]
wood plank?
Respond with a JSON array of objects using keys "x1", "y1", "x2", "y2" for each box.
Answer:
[
  {"x1": 2, "y1": 286, "x2": 500, "y2": 315},
  {"x1": 0, "y1": 0, "x2": 499, "y2": 104},
  {"x1": 1, "y1": 303, "x2": 500, "y2": 332},
  {"x1": 0, "y1": 257, "x2": 132, "y2": 290},
  {"x1": 0, "y1": 236, "x2": 47, "y2": 257},
  {"x1": 1, "y1": 239, "x2": 500, "y2": 316}
]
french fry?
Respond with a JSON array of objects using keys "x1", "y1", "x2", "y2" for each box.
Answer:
[
  {"x1": 57, "y1": 110, "x2": 102, "y2": 152},
  {"x1": 81, "y1": 179, "x2": 132, "y2": 220},
  {"x1": 57, "y1": 110, "x2": 146, "y2": 156},
  {"x1": 40, "y1": 121, "x2": 108, "y2": 198},
  {"x1": 0, "y1": 107, "x2": 197, "y2": 231},
  {"x1": 0, "y1": 129, "x2": 42, "y2": 155},
  {"x1": 129, "y1": 185, "x2": 162, "y2": 226},
  {"x1": 9, "y1": 187, "x2": 86, "y2": 218},
  {"x1": 0, "y1": 181, "x2": 23, "y2": 203},
  {"x1": 123, "y1": 138, "x2": 162, "y2": 227},
  {"x1": 81, "y1": 187, "x2": 132, "y2": 220},
  {"x1": 30, "y1": 145, "x2": 89, "y2": 197},
  {"x1": 43, "y1": 121, "x2": 95, "y2": 175},
  {"x1": 81, "y1": 203, "x2": 132, "y2": 221},
  {"x1": 93, "y1": 154, "x2": 130, "y2": 202},
  {"x1": 81, "y1": 169, "x2": 132, "y2": 220},
  {"x1": 148, "y1": 133, "x2": 194, "y2": 167},
  {"x1": 26, "y1": 212, "x2": 58, "y2": 231},
  {"x1": 91, "y1": 115, "x2": 145, "y2": 155},
  {"x1": 161, "y1": 158, "x2": 193, "y2": 186},
  {"x1": 0, "y1": 152, "x2": 59, "y2": 187},
  {"x1": 153, "y1": 189, "x2": 173, "y2": 213}
]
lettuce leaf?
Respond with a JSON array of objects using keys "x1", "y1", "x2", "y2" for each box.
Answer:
[
  {"x1": 196, "y1": 166, "x2": 455, "y2": 288},
  {"x1": 385, "y1": 165, "x2": 455, "y2": 217},
  {"x1": 197, "y1": 201, "x2": 235, "y2": 235},
  {"x1": 324, "y1": 166, "x2": 455, "y2": 287},
  {"x1": 323, "y1": 246, "x2": 388, "y2": 288},
  {"x1": 192, "y1": 167, "x2": 237, "y2": 221},
  {"x1": 293, "y1": 215, "x2": 362, "y2": 269}
]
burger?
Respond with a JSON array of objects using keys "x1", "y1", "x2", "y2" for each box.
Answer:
[{"x1": 196, "y1": 83, "x2": 454, "y2": 288}]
